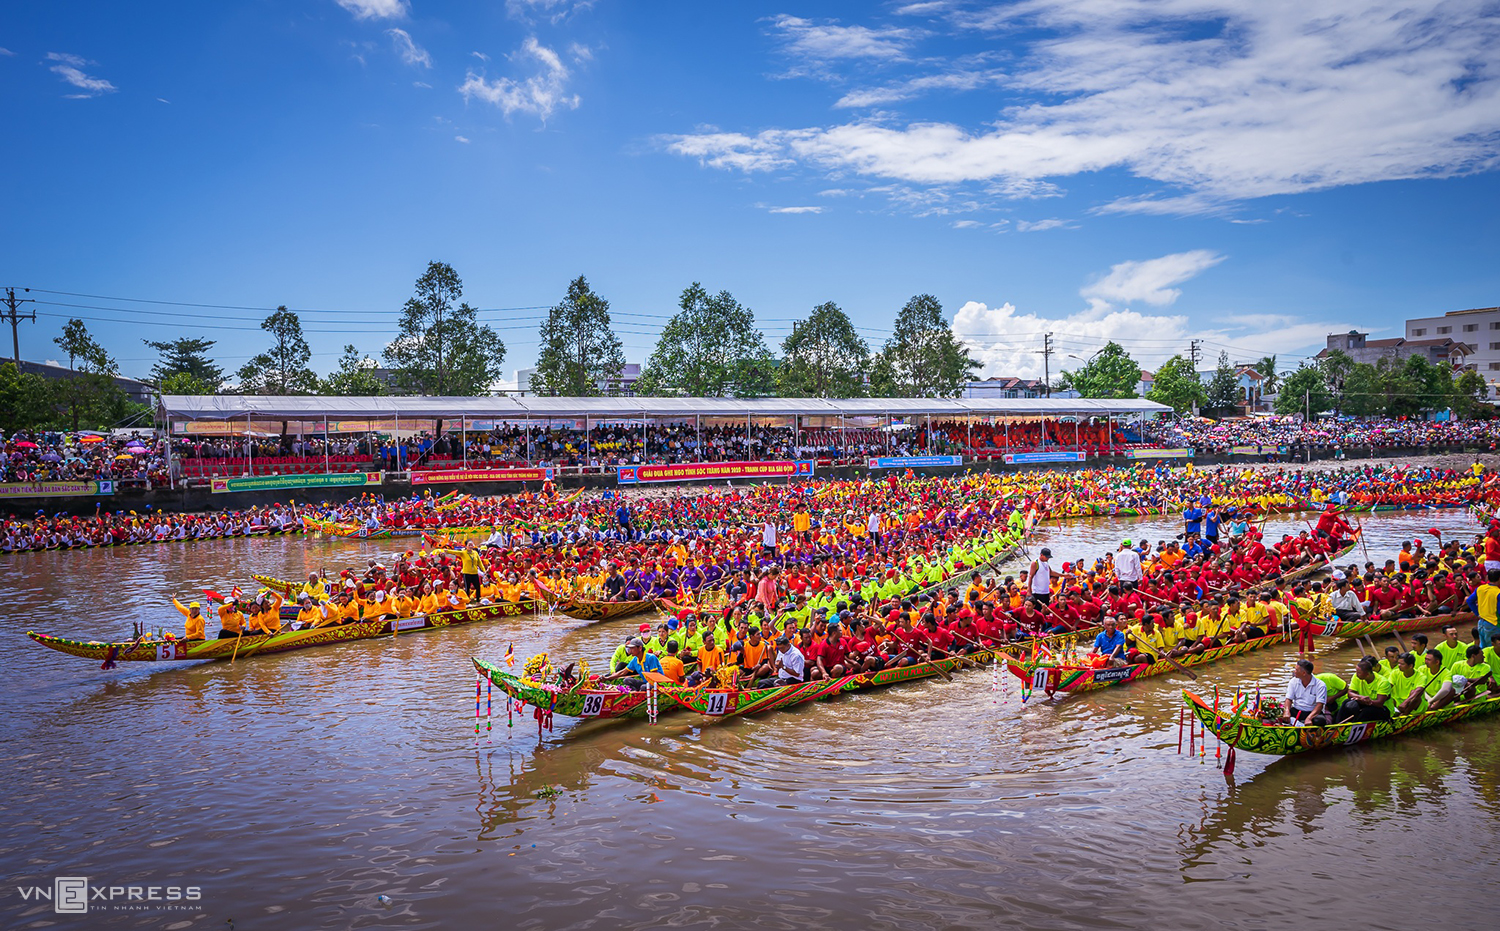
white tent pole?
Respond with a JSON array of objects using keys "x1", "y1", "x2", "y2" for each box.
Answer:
[
  {"x1": 462, "y1": 415, "x2": 467, "y2": 466},
  {"x1": 323, "y1": 414, "x2": 330, "y2": 473},
  {"x1": 247, "y1": 413, "x2": 253, "y2": 475},
  {"x1": 695, "y1": 414, "x2": 701, "y2": 462}
]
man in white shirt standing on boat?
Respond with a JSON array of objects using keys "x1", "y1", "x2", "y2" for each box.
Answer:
[{"x1": 1114, "y1": 539, "x2": 1143, "y2": 586}]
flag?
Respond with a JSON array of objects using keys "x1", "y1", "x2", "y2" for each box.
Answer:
[
  {"x1": 230, "y1": 586, "x2": 243, "y2": 600},
  {"x1": 504, "y1": 643, "x2": 515, "y2": 668},
  {"x1": 203, "y1": 589, "x2": 225, "y2": 603}
]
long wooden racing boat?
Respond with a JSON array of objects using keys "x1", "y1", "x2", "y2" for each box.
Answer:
[
  {"x1": 472, "y1": 624, "x2": 1098, "y2": 731},
  {"x1": 1295, "y1": 610, "x2": 1477, "y2": 640},
  {"x1": 1184, "y1": 688, "x2": 1500, "y2": 756},
  {"x1": 1005, "y1": 631, "x2": 1285, "y2": 696},
  {"x1": 534, "y1": 579, "x2": 655, "y2": 622},
  {"x1": 29, "y1": 599, "x2": 540, "y2": 666}
]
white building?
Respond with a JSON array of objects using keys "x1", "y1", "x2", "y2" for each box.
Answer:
[{"x1": 1405, "y1": 306, "x2": 1500, "y2": 389}]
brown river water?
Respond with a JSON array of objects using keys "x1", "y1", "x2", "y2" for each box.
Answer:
[{"x1": 1, "y1": 509, "x2": 1496, "y2": 930}]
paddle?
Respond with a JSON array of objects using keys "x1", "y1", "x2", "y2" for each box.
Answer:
[{"x1": 229, "y1": 626, "x2": 246, "y2": 663}]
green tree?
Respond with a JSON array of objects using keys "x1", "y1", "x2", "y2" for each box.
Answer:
[
  {"x1": 158, "y1": 371, "x2": 215, "y2": 395},
  {"x1": 384, "y1": 262, "x2": 506, "y2": 396},
  {"x1": 0, "y1": 362, "x2": 55, "y2": 433},
  {"x1": 868, "y1": 294, "x2": 978, "y2": 398},
  {"x1": 636, "y1": 283, "x2": 777, "y2": 397},
  {"x1": 1274, "y1": 363, "x2": 1333, "y2": 417},
  {"x1": 1340, "y1": 362, "x2": 1384, "y2": 417},
  {"x1": 51, "y1": 373, "x2": 133, "y2": 432},
  {"x1": 1204, "y1": 351, "x2": 1240, "y2": 412},
  {"x1": 1253, "y1": 354, "x2": 1279, "y2": 394},
  {"x1": 533, "y1": 275, "x2": 625, "y2": 396},
  {"x1": 54, "y1": 318, "x2": 116, "y2": 374},
  {"x1": 237, "y1": 306, "x2": 318, "y2": 395},
  {"x1": 1453, "y1": 369, "x2": 1489, "y2": 419},
  {"x1": 1319, "y1": 349, "x2": 1354, "y2": 411},
  {"x1": 1053, "y1": 341, "x2": 1140, "y2": 399},
  {"x1": 321, "y1": 345, "x2": 388, "y2": 396},
  {"x1": 1145, "y1": 354, "x2": 1206, "y2": 413},
  {"x1": 145, "y1": 337, "x2": 223, "y2": 390},
  {"x1": 777, "y1": 301, "x2": 869, "y2": 398}
]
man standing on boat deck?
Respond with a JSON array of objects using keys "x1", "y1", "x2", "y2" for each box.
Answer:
[
  {"x1": 1464, "y1": 568, "x2": 1500, "y2": 648},
  {"x1": 1114, "y1": 540, "x2": 1142, "y2": 586},
  {"x1": 1284, "y1": 659, "x2": 1331, "y2": 726},
  {"x1": 1028, "y1": 548, "x2": 1061, "y2": 605}
]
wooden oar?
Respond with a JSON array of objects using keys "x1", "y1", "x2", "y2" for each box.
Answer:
[{"x1": 229, "y1": 627, "x2": 246, "y2": 663}]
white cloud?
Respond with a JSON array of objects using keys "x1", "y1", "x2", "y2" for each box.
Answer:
[
  {"x1": 770, "y1": 14, "x2": 916, "y2": 66},
  {"x1": 387, "y1": 28, "x2": 431, "y2": 68},
  {"x1": 45, "y1": 52, "x2": 115, "y2": 97},
  {"x1": 460, "y1": 36, "x2": 580, "y2": 121},
  {"x1": 767, "y1": 205, "x2": 823, "y2": 214},
  {"x1": 413, "y1": 80, "x2": 432, "y2": 88},
  {"x1": 669, "y1": 1, "x2": 1500, "y2": 215},
  {"x1": 455, "y1": 135, "x2": 471, "y2": 143},
  {"x1": 952, "y1": 219, "x2": 982, "y2": 228},
  {"x1": 0, "y1": 47, "x2": 15, "y2": 56},
  {"x1": 835, "y1": 69, "x2": 1006, "y2": 108},
  {"x1": 157, "y1": 97, "x2": 170, "y2": 104},
  {"x1": 506, "y1": 0, "x2": 594, "y2": 24},
  {"x1": 1015, "y1": 217, "x2": 1073, "y2": 232},
  {"x1": 471, "y1": 51, "x2": 490, "y2": 62},
  {"x1": 336, "y1": 0, "x2": 408, "y2": 20},
  {"x1": 1081, "y1": 250, "x2": 1224, "y2": 309}
]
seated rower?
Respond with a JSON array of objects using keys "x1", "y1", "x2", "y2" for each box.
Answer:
[
  {"x1": 685, "y1": 632, "x2": 724, "y2": 686},
  {"x1": 1450, "y1": 644, "x2": 1499, "y2": 699},
  {"x1": 1092, "y1": 616, "x2": 1128, "y2": 667},
  {"x1": 602, "y1": 639, "x2": 662, "y2": 690},
  {"x1": 216, "y1": 597, "x2": 246, "y2": 639},
  {"x1": 770, "y1": 635, "x2": 805, "y2": 686},
  {"x1": 172, "y1": 598, "x2": 206, "y2": 641},
  {"x1": 1335, "y1": 657, "x2": 1393, "y2": 723},
  {"x1": 1284, "y1": 659, "x2": 1332, "y2": 726},
  {"x1": 658, "y1": 641, "x2": 687, "y2": 685}
]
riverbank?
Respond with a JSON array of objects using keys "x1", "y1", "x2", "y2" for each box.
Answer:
[{"x1": 2, "y1": 445, "x2": 1492, "y2": 517}]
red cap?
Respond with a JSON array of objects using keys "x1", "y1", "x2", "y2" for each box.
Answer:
[{"x1": 638, "y1": 623, "x2": 651, "y2": 632}]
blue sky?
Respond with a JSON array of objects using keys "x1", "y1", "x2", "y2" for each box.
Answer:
[{"x1": 3, "y1": 0, "x2": 1498, "y2": 386}]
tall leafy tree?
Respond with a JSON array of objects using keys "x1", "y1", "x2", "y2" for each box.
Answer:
[
  {"x1": 321, "y1": 345, "x2": 388, "y2": 396},
  {"x1": 145, "y1": 337, "x2": 223, "y2": 390},
  {"x1": 777, "y1": 301, "x2": 869, "y2": 398},
  {"x1": 1340, "y1": 362, "x2": 1385, "y2": 417},
  {"x1": 636, "y1": 283, "x2": 776, "y2": 397},
  {"x1": 237, "y1": 306, "x2": 318, "y2": 395},
  {"x1": 1319, "y1": 349, "x2": 1354, "y2": 411},
  {"x1": 869, "y1": 294, "x2": 978, "y2": 398},
  {"x1": 533, "y1": 275, "x2": 625, "y2": 396},
  {"x1": 1273, "y1": 363, "x2": 1333, "y2": 417},
  {"x1": 1145, "y1": 354, "x2": 1206, "y2": 413},
  {"x1": 54, "y1": 318, "x2": 116, "y2": 374},
  {"x1": 1205, "y1": 351, "x2": 1241, "y2": 412},
  {"x1": 384, "y1": 262, "x2": 506, "y2": 395},
  {"x1": 1053, "y1": 341, "x2": 1140, "y2": 399},
  {"x1": 158, "y1": 371, "x2": 214, "y2": 396},
  {"x1": 0, "y1": 362, "x2": 55, "y2": 432},
  {"x1": 1453, "y1": 369, "x2": 1489, "y2": 419}
]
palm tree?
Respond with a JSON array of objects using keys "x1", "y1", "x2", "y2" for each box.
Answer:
[{"x1": 1254, "y1": 355, "x2": 1279, "y2": 394}]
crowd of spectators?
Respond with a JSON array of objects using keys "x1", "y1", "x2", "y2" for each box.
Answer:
[
  {"x1": 38, "y1": 413, "x2": 1500, "y2": 488},
  {"x1": 1143, "y1": 415, "x2": 1500, "y2": 453},
  {"x1": 2, "y1": 431, "x2": 168, "y2": 487}
]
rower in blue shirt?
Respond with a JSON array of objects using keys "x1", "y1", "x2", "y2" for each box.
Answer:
[{"x1": 1092, "y1": 617, "x2": 1127, "y2": 667}]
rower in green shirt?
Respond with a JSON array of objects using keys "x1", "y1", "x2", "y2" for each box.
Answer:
[
  {"x1": 1434, "y1": 625, "x2": 1469, "y2": 671},
  {"x1": 1339, "y1": 657, "x2": 1394, "y2": 722},
  {"x1": 1388, "y1": 653, "x2": 1430, "y2": 715},
  {"x1": 1316, "y1": 671, "x2": 1349, "y2": 707},
  {"x1": 1450, "y1": 644, "x2": 1498, "y2": 700}
]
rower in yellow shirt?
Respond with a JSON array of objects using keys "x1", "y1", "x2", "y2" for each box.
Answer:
[
  {"x1": 172, "y1": 598, "x2": 206, "y2": 641},
  {"x1": 295, "y1": 594, "x2": 326, "y2": 629},
  {"x1": 217, "y1": 599, "x2": 246, "y2": 639}
]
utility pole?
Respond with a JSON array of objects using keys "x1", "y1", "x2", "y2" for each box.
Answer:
[
  {"x1": 1, "y1": 288, "x2": 36, "y2": 367},
  {"x1": 1188, "y1": 338, "x2": 1201, "y2": 370},
  {"x1": 1040, "y1": 332, "x2": 1054, "y2": 398}
]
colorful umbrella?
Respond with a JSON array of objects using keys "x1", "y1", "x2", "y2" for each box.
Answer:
[
  {"x1": 78, "y1": 435, "x2": 104, "y2": 444},
  {"x1": 14, "y1": 441, "x2": 38, "y2": 449}
]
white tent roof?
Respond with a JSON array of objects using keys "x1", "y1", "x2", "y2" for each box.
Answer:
[{"x1": 158, "y1": 394, "x2": 1170, "y2": 422}]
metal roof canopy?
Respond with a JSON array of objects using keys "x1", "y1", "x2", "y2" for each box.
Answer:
[{"x1": 158, "y1": 394, "x2": 1171, "y2": 422}]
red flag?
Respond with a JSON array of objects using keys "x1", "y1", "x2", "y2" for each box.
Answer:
[
  {"x1": 203, "y1": 589, "x2": 224, "y2": 603},
  {"x1": 230, "y1": 586, "x2": 243, "y2": 600}
]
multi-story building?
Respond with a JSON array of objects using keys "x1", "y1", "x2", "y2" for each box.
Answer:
[
  {"x1": 963, "y1": 376, "x2": 1047, "y2": 398},
  {"x1": 1404, "y1": 307, "x2": 1500, "y2": 383},
  {"x1": 1317, "y1": 330, "x2": 1474, "y2": 368}
]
